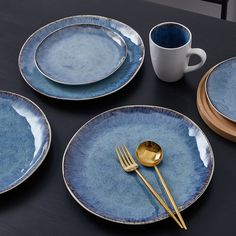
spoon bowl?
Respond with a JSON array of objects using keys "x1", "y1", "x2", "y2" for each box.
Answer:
[{"x1": 136, "y1": 141, "x2": 163, "y2": 167}]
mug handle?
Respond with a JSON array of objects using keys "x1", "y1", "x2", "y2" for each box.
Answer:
[{"x1": 184, "y1": 48, "x2": 207, "y2": 73}]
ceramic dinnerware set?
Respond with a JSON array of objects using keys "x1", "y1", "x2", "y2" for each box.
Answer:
[{"x1": 6, "y1": 14, "x2": 236, "y2": 228}]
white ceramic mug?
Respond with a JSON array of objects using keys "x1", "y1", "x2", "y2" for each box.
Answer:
[{"x1": 149, "y1": 22, "x2": 207, "y2": 82}]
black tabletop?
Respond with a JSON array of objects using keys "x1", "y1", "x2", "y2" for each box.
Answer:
[{"x1": 0, "y1": 0, "x2": 236, "y2": 235}]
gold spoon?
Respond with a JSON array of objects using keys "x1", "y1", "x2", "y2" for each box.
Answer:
[{"x1": 136, "y1": 141, "x2": 187, "y2": 230}]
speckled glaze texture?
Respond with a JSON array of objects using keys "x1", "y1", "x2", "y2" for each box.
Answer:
[
  {"x1": 35, "y1": 24, "x2": 127, "y2": 85},
  {"x1": 206, "y1": 57, "x2": 236, "y2": 122},
  {"x1": 19, "y1": 15, "x2": 145, "y2": 100},
  {"x1": 0, "y1": 91, "x2": 51, "y2": 193},
  {"x1": 63, "y1": 106, "x2": 214, "y2": 224},
  {"x1": 151, "y1": 23, "x2": 190, "y2": 48}
]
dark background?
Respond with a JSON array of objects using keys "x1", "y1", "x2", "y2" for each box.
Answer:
[{"x1": 0, "y1": 0, "x2": 236, "y2": 235}]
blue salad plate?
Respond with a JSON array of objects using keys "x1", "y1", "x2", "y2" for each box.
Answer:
[
  {"x1": 0, "y1": 91, "x2": 51, "y2": 193},
  {"x1": 63, "y1": 105, "x2": 214, "y2": 224},
  {"x1": 206, "y1": 57, "x2": 236, "y2": 123},
  {"x1": 18, "y1": 15, "x2": 145, "y2": 100},
  {"x1": 35, "y1": 24, "x2": 127, "y2": 85}
]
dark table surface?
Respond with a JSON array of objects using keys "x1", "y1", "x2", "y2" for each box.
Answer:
[{"x1": 0, "y1": 0, "x2": 236, "y2": 235}]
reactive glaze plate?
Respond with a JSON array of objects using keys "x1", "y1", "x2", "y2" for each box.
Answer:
[
  {"x1": 35, "y1": 24, "x2": 127, "y2": 85},
  {"x1": 19, "y1": 15, "x2": 144, "y2": 100},
  {"x1": 0, "y1": 91, "x2": 51, "y2": 193},
  {"x1": 206, "y1": 57, "x2": 236, "y2": 122},
  {"x1": 63, "y1": 105, "x2": 214, "y2": 224}
]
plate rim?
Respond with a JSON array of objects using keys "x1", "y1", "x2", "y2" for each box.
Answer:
[
  {"x1": 205, "y1": 57, "x2": 236, "y2": 123},
  {"x1": 0, "y1": 90, "x2": 52, "y2": 194},
  {"x1": 62, "y1": 105, "x2": 214, "y2": 225},
  {"x1": 34, "y1": 23, "x2": 128, "y2": 85},
  {"x1": 18, "y1": 15, "x2": 145, "y2": 100}
]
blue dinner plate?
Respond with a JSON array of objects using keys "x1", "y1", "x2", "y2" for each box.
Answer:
[
  {"x1": 63, "y1": 106, "x2": 214, "y2": 224},
  {"x1": 206, "y1": 57, "x2": 236, "y2": 122},
  {"x1": 35, "y1": 24, "x2": 127, "y2": 85},
  {"x1": 0, "y1": 91, "x2": 51, "y2": 193},
  {"x1": 18, "y1": 15, "x2": 144, "y2": 100}
]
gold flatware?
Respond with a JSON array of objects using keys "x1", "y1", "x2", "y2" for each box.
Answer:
[
  {"x1": 115, "y1": 144, "x2": 183, "y2": 229},
  {"x1": 136, "y1": 141, "x2": 187, "y2": 230}
]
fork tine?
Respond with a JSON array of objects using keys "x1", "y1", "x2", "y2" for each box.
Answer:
[
  {"x1": 115, "y1": 147, "x2": 126, "y2": 169},
  {"x1": 118, "y1": 146, "x2": 130, "y2": 166},
  {"x1": 116, "y1": 146, "x2": 129, "y2": 167},
  {"x1": 123, "y1": 144, "x2": 136, "y2": 164},
  {"x1": 120, "y1": 145, "x2": 132, "y2": 165}
]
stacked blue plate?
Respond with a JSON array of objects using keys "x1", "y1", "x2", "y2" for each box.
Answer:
[
  {"x1": 205, "y1": 57, "x2": 236, "y2": 123},
  {"x1": 19, "y1": 15, "x2": 145, "y2": 100},
  {"x1": 35, "y1": 24, "x2": 128, "y2": 85}
]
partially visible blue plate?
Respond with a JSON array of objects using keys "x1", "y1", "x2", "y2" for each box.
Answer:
[
  {"x1": 206, "y1": 57, "x2": 236, "y2": 122},
  {"x1": 0, "y1": 91, "x2": 51, "y2": 193},
  {"x1": 18, "y1": 15, "x2": 145, "y2": 100},
  {"x1": 35, "y1": 24, "x2": 127, "y2": 85},
  {"x1": 63, "y1": 105, "x2": 214, "y2": 224}
]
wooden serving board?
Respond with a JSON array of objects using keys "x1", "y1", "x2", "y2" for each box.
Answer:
[{"x1": 197, "y1": 68, "x2": 236, "y2": 142}]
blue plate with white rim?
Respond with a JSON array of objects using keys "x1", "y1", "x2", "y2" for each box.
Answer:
[
  {"x1": 18, "y1": 15, "x2": 144, "y2": 100},
  {"x1": 35, "y1": 24, "x2": 127, "y2": 85},
  {"x1": 63, "y1": 105, "x2": 214, "y2": 224},
  {"x1": 206, "y1": 57, "x2": 236, "y2": 123},
  {"x1": 0, "y1": 91, "x2": 51, "y2": 193}
]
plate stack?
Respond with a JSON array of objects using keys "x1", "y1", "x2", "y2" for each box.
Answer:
[
  {"x1": 18, "y1": 15, "x2": 145, "y2": 100},
  {"x1": 197, "y1": 57, "x2": 236, "y2": 142}
]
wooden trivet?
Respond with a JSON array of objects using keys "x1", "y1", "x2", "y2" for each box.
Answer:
[{"x1": 197, "y1": 69, "x2": 236, "y2": 142}]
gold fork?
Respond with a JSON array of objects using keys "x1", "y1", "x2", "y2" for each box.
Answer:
[{"x1": 115, "y1": 145, "x2": 183, "y2": 229}]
